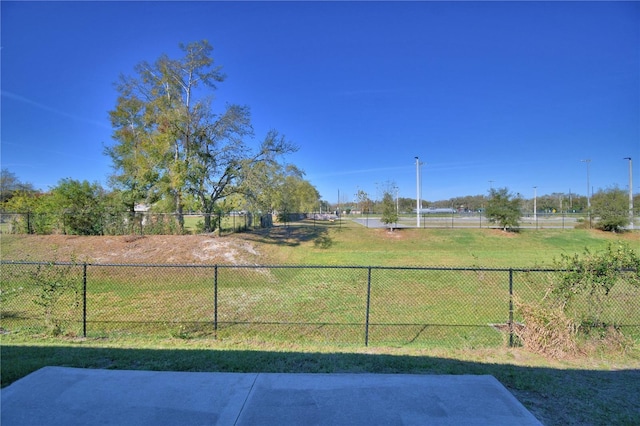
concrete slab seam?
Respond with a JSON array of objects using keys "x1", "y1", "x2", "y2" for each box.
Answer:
[{"x1": 234, "y1": 372, "x2": 260, "y2": 425}]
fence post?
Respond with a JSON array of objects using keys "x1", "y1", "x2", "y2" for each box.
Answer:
[
  {"x1": 508, "y1": 268, "x2": 514, "y2": 347},
  {"x1": 83, "y1": 263, "x2": 87, "y2": 338},
  {"x1": 214, "y1": 265, "x2": 218, "y2": 339},
  {"x1": 364, "y1": 267, "x2": 372, "y2": 346}
]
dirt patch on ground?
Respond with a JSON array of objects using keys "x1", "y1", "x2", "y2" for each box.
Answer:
[
  {"x1": 486, "y1": 229, "x2": 519, "y2": 237},
  {"x1": 2, "y1": 234, "x2": 261, "y2": 265},
  {"x1": 376, "y1": 228, "x2": 406, "y2": 239}
]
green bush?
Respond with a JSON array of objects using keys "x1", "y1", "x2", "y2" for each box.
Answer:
[{"x1": 515, "y1": 242, "x2": 640, "y2": 357}]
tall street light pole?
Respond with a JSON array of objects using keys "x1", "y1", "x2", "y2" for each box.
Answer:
[
  {"x1": 624, "y1": 157, "x2": 633, "y2": 229},
  {"x1": 415, "y1": 157, "x2": 421, "y2": 228},
  {"x1": 581, "y1": 159, "x2": 591, "y2": 209},
  {"x1": 533, "y1": 186, "x2": 537, "y2": 221},
  {"x1": 395, "y1": 185, "x2": 399, "y2": 214}
]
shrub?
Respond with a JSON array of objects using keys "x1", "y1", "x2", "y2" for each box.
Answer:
[
  {"x1": 485, "y1": 187, "x2": 521, "y2": 231},
  {"x1": 515, "y1": 242, "x2": 640, "y2": 358},
  {"x1": 591, "y1": 186, "x2": 631, "y2": 232},
  {"x1": 514, "y1": 296, "x2": 579, "y2": 358},
  {"x1": 30, "y1": 260, "x2": 82, "y2": 336}
]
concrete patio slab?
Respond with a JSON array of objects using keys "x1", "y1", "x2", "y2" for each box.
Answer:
[{"x1": 1, "y1": 367, "x2": 542, "y2": 425}]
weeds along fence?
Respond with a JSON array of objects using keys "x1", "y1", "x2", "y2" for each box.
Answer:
[{"x1": 2, "y1": 261, "x2": 639, "y2": 348}]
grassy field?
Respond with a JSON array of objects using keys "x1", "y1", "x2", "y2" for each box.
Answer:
[
  {"x1": 2, "y1": 218, "x2": 638, "y2": 267},
  {"x1": 2, "y1": 223, "x2": 639, "y2": 424},
  {"x1": 238, "y1": 219, "x2": 639, "y2": 267}
]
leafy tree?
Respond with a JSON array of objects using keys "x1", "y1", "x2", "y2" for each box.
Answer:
[
  {"x1": 105, "y1": 96, "x2": 160, "y2": 214},
  {"x1": 319, "y1": 200, "x2": 331, "y2": 213},
  {"x1": 3, "y1": 190, "x2": 41, "y2": 213},
  {"x1": 239, "y1": 159, "x2": 317, "y2": 219},
  {"x1": 238, "y1": 159, "x2": 281, "y2": 214},
  {"x1": 107, "y1": 41, "x2": 296, "y2": 232},
  {"x1": 109, "y1": 40, "x2": 232, "y2": 230},
  {"x1": 50, "y1": 179, "x2": 106, "y2": 235},
  {"x1": 196, "y1": 129, "x2": 296, "y2": 231},
  {"x1": 1, "y1": 169, "x2": 35, "y2": 204},
  {"x1": 380, "y1": 191, "x2": 398, "y2": 230},
  {"x1": 485, "y1": 187, "x2": 521, "y2": 231},
  {"x1": 591, "y1": 186, "x2": 630, "y2": 232},
  {"x1": 250, "y1": 164, "x2": 319, "y2": 219},
  {"x1": 355, "y1": 189, "x2": 373, "y2": 213},
  {"x1": 2, "y1": 190, "x2": 51, "y2": 233}
]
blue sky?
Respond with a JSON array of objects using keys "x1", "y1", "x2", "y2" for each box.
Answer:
[{"x1": 2, "y1": 1, "x2": 638, "y2": 204}]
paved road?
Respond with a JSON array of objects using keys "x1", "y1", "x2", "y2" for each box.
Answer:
[{"x1": 2, "y1": 367, "x2": 542, "y2": 425}]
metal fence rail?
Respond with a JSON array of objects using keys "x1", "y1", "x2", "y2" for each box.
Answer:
[{"x1": 1, "y1": 261, "x2": 638, "y2": 348}]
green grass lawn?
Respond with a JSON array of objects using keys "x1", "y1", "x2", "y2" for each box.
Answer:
[{"x1": 243, "y1": 219, "x2": 637, "y2": 268}]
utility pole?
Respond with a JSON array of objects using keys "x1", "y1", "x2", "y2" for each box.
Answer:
[
  {"x1": 395, "y1": 185, "x2": 399, "y2": 214},
  {"x1": 533, "y1": 186, "x2": 537, "y2": 221},
  {"x1": 415, "y1": 157, "x2": 421, "y2": 228},
  {"x1": 581, "y1": 159, "x2": 591, "y2": 209},
  {"x1": 624, "y1": 157, "x2": 633, "y2": 229}
]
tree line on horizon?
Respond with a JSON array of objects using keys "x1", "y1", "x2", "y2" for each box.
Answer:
[{"x1": 1, "y1": 168, "x2": 636, "y2": 234}]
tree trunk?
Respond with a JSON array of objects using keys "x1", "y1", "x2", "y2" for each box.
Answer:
[
  {"x1": 203, "y1": 213, "x2": 213, "y2": 233},
  {"x1": 175, "y1": 192, "x2": 184, "y2": 233}
]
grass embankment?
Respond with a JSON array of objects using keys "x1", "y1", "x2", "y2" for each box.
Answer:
[
  {"x1": 2, "y1": 223, "x2": 639, "y2": 424},
  {"x1": 2, "y1": 219, "x2": 637, "y2": 267},
  {"x1": 239, "y1": 220, "x2": 638, "y2": 267}
]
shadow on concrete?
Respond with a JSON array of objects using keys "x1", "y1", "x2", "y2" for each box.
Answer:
[{"x1": 1, "y1": 344, "x2": 639, "y2": 425}]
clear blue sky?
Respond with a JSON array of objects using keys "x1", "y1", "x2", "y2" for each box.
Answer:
[{"x1": 2, "y1": 1, "x2": 638, "y2": 204}]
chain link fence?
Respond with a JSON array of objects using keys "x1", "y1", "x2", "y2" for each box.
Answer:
[
  {"x1": 3, "y1": 210, "x2": 638, "y2": 235},
  {"x1": 0, "y1": 212, "x2": 268, "y2": 236},
  {"x1": 356, "y1": 209, "x2": 639, "y2": 230},
  {"x1": 1, "y1": 261, "x2": 639, "y2": 348}
]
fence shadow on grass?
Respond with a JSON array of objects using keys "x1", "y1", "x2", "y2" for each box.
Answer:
[{"x1": 1, "y1": 344, "x2": 638, "y2": 425}]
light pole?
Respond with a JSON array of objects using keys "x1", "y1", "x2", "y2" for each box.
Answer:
[
  {"x1": 581, "y1": 159, "x2": 591, "y2": 209},
  {"x1": 533, "y1": 186, "x2": 537, "y2": 221},
  {"x1": 395, "y1": 185, "x2": 399, "y2": 215},
  {"x1": 415, "y1": 157, "x2": 421, "y2": 228},
  {"x1": 624, "y1": 157, "x2": 633, "y2": 229}
]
